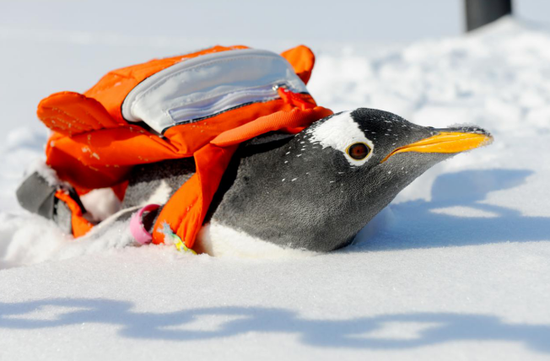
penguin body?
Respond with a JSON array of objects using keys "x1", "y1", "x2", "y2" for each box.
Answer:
[
  {"x1": 15, "y1": 46, "x2": 492, "y2": 256},
  {"x1": 118, "y1": 108, "x2": 492, "y2": 255}
]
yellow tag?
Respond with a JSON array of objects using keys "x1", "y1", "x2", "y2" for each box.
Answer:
[
  {"x1": 172, "y1": 234, "x2": 197, "y2": 255},
  {"x1": 160, "y1": 222, "x2": 197, "y2": 254}
]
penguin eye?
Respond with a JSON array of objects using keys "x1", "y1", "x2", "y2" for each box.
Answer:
[{"x1": 347, "y1": 143, "x2": 371, "y2": 160}]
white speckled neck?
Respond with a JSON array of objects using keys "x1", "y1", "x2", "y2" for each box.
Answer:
[{"x1": 195, "y1": 221, "x2": 317, "y2": 259}]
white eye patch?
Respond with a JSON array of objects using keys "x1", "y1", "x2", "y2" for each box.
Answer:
[{"x1": 307, "y1": 111, "x2": 374, "y2": 166}]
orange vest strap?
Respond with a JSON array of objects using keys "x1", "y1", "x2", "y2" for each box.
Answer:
[
  {"x1": 151, "y1": 143, "x2": 238, "y2": 247},
  {"x1": 211, "y1": 89, "x2": 332, "y2": 147},
  {"x1": 211, "y1": 106, "x2": 333, "y2": 148},
  {"x1": 152, "y1": 104, "x2": 333, "y2": 249},
  {"x1": 55, "y1": 190, "x2": 94, "y2": 237}
]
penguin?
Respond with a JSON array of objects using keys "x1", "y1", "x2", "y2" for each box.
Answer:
[
  {"x1": 14, "y1": 44, "x2": 493, "y2": 257},
  {"x1": 109, "y1": 108, "x2": 492, "y2": 257}
]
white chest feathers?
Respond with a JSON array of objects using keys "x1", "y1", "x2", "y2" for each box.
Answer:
[{"x1": 195, "y1": 221, "x2": 316, "y2": 259}]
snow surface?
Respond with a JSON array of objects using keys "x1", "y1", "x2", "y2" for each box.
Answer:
[{"x1": 2, "y1": 16, "x2": 550, "y2": 360}]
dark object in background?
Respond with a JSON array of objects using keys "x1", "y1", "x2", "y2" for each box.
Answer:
[{"x1": 465, "y1": 0, "x2": 512, "y2": 31}]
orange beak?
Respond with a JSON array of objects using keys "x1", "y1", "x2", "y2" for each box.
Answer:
[{"x1": 381, "y1": 131, "x2": 493, "y2": 163}]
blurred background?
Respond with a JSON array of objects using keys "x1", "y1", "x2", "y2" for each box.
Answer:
[
  {"x1": 0, "y1": 0, "x2": 549, "y2": 135},
  {"x1": 2, "y1": 0, "x2": 549, "y2": 46}
]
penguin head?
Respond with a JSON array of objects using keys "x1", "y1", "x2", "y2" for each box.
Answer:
[
  {"x1": 303, "y1": 108, "x2": 492, "y2": 185},
  {"x1": 211, "y1": 108, "x2": 493, "y2": 252}
]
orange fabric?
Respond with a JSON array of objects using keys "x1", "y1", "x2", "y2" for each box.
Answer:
[
  {"x1": 152, "y1": 105, "x2": 333, "y2": 248},
  {"x1": 280, "y1": 45, "x2": 315, "y2": 84},
  {"x1": 276, "y1": 87, "x2": 318, "y2": 110},
  {"x1": 38, "y1": 44, "x2": 316, "y2": 136},
  {"x1": 84, "y1": 45, "x2": 248, "y2": 123},
  {"x1": 152, "y1": 144, "x2": 238, "y2": 246},
  {"x1": 54, "y1": 190, "x2": 94, "y2": 237},
  {"x1": 45, "y1": 98, "x2": 312, "y2": 191},
  {"x1": 111, "y1": 182, "x2": 129, "y2": 202},
  {"x1": 211, "y1": 106, "x2": 333, "y2": 148},
  {"x1": 38, "y1": 91, "x2": 124, "y2": 137},
  {"x1": 37, "y1": 45, "x2": 331, "y2": 248}
]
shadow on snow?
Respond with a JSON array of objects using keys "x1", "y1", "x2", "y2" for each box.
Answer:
[
  {"x1": 0, "y1": 297, "x2": 549, "y2": 352},
  {"x1": 351, "y1": 168, "x2": 550, "y2": 251}
]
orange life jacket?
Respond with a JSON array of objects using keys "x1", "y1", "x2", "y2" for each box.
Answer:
[{"x1": 38, "y1": 45, "x2": 333, "y2": 249}]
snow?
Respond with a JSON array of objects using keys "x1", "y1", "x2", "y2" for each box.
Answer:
[
  {"x1": 80, "y1": 188, "x2": 122, "y2": 223},
  {"x1": 2, "y1": 13, "x2": 550, "y2": 361}
]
